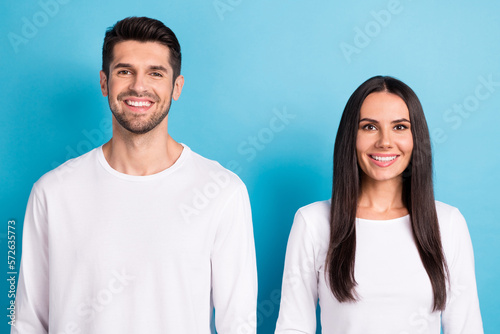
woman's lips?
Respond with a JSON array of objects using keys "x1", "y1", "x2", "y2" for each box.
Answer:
[{"x1": 368, "y1": 154, "x2": 399, "y2": 167}]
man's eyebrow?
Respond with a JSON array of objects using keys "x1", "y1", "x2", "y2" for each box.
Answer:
[
  {"x1": 149, "y1": 65, "x2": 168, "y2": 72},
  {"x1": 359, "y1": 118, "x2": 411, "y2": 123},
  {"x1": 112, "y1": 63, "x2": 169, "y2": 72},
  {"x1": 113, "y1": 63, "x2": 133, "y2": 69}
]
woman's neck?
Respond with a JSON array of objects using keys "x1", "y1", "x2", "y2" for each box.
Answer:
[{"x1": 356, "y1": 176, "x2": 409, "y2": 220}]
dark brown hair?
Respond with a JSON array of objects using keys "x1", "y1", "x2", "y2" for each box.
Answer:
[
  {"x1": 102, "y1": 16, "x2": 181, "y2": 82},
  {"x1": 326, "y1": 75, "x2": 449, "y2": 311}
]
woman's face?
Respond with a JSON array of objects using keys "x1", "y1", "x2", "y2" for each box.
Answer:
[{"x1": 356, "y1": 92, "x2": 414, "y2": 184}]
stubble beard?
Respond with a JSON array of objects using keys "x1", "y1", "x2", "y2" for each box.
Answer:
[{"x1": 109, "y1": 90, "x2": 172, "y2": 135}]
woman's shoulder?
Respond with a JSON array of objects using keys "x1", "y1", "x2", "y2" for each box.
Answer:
[
  {"x1": 296, "y1": 199, "x2": 331, "y2": 218},
  {"x1": 434, "y1": 200, "x2": 470, "y2": 246},
  {"x1": 435, "y1": 200, "x2": 465, "y2": 227},
  {"x1": 294, "y1": 200, "x2": 331, "y2": 243},
  {"x1": 296, "y1": 200, "x2": 331, "y2": 227},
  {"x1": 435, "y1": 200, "x2": 460, "y2": 215}
]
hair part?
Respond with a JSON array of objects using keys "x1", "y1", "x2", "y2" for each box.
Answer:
[
  {"x1": 326, "y1": 75, "x2": 449, "y2": 311},
  {"x1": 102, "y1": 16, "x2": 181, "y2": 83}
]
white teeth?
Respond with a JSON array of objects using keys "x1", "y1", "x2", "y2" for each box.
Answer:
[
  {"x1": 371, "y1": 155, "x2": 397, "y2": 162},
  {"x1": 126, "y1": 100, "x2": 152, "y2": 107}
]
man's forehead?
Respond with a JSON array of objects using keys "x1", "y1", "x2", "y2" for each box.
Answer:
[{"x1": 111, "y1": 40, "x2": 171, "y2": 66}]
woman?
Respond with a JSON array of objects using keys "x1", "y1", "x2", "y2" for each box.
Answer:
[{"x1": 275, "y1": 76, "x2": 483, "y2": 333}]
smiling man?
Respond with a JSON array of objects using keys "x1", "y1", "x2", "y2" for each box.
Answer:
[{"x1": 13, "y1": 17, "x2": 257, "y2": 334}]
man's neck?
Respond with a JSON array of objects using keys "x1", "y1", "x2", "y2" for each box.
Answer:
[{"x1": 102, "y1": 123, "x2": 183, "y2": 176}]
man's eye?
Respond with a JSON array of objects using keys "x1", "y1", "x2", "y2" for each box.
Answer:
[
  {"x1": 151, "y1": 72, "x2": 163, "y2": 77},
  {"x1": 117, "y1": 70, "x2": 131, "y2": 75}
]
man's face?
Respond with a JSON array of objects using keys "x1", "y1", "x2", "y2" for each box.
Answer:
[{"x1": 100, "y1": 40, "x2": 184, "y2": 135}]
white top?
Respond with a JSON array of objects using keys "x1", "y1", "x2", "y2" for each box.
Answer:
[
  {"x1": 12, "y1": 145, "x2": 257, "y2": 334},
  {"x1": 275, "y1": 200, "x2": 483, "y2": 334}
]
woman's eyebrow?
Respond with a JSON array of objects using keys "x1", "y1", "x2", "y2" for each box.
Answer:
[
  {"x1": 359, "y1": 118, "x2": 378, "y2": 123},
  {"x1": 358, "y1": 118, "x2": 411, "y2": 123},
  {"x1": 391, "y1": 118, "x2": 411, "y2": 123}
]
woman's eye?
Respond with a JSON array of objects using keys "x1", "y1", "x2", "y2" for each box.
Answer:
[
  {"x1": 362, "y1": 124, "x2": 376, "y2": 130},
  {"x1": 394, "y1": 124, "x2": 408, "y2": 130}
]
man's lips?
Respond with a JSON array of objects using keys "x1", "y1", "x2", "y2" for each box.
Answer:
[{"x1": 122, "y1": 98, "x2": 155, "y2": 112}]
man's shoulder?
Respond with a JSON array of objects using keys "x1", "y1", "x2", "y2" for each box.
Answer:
[
  {"x1": 35, "y1": 147, "x2": 100, "y2": 191},
  {"x1": 185, "y1": 145, "x2": 246, "y2": 190}
]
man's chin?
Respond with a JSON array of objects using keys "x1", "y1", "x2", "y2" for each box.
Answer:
[
  {"x1": 120, "y1": 122, "x2": 158, "y2": 135},
  {"x1": 110, "y1": 104, "x2": 170, "y2": 135}
]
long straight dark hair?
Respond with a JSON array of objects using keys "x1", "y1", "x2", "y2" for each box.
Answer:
[{"x1": 326, "y1": 75, "x2": 449, "y2": 311}]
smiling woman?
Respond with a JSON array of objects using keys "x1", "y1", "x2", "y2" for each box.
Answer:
[
  {"x1": 275, "y1": 76, "x2": 484, "y2": 334},
  {"x1": 356, "y1": 92, "x2": 413, "y2": 187}
]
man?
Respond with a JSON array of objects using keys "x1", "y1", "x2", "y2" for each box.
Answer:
[{"x1": 13, "y1": 17, "x2": 257, "y2": 334}]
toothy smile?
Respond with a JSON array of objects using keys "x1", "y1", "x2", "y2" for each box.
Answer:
[
  {"x1": 125, "y1": 100, "x2": 152, "y2": 107},
  {"x1": 369, "y1": 155, "x2": 398, "y2": 162}
]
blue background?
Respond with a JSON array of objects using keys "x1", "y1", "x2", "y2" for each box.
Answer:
[{"x1": 1, "y1": 0, "x2": 499, "y2": 333}]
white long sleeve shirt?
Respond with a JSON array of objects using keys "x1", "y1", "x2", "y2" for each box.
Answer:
[
  {"x1": 12, "y1": 144, "x2": 257, "y2": 334},
  {"x1": 275, "y1": 200, "x2": 483, "y2": 334}
]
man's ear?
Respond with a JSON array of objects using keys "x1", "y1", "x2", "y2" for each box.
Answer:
[
  {"x1": 100, "y1": 71, "x2": 108, "y2": 97},
  {"x1": 172, "y1": 75, "x2": 184, "y2": 101}
]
